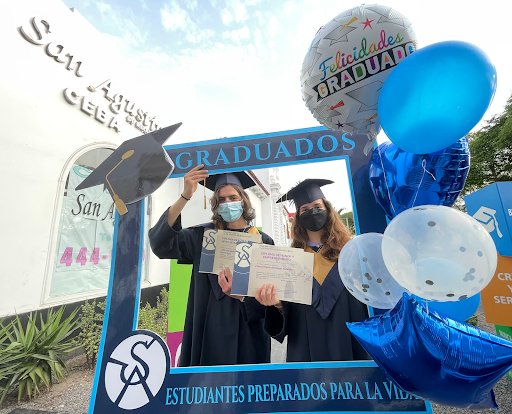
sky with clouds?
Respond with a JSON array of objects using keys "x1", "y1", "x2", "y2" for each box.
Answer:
[{"x1": 62, "y1": 0, "x2": 512, "y2": 211}]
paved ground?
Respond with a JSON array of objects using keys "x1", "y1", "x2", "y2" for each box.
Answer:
[{"x1": 0, "y1": 312, "x2": 510, "y2": 414}]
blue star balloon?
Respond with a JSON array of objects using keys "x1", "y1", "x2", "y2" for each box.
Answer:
[
  {"x1": 347, "y1": 294, "x2": 512, "y2": 410},
  {"x1": 369, "y1": 138, "x2": 469, "y2": 221}
]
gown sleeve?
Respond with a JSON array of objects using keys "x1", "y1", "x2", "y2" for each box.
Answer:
[
  {"x1": 260, "y1": 232, "x2": 275, "y2": 246},
  {"x1": 148, "y1": 207, "x2": 200, "y2": 265},
  {"x1": 263, "y1": 301, "x2": 290, "y2": 343},
  {"x1": 240, "y1": 297, "x2": 266, "y2": 323}
]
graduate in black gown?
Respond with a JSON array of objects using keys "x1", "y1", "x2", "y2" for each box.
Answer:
[
  {"x1": 255, "y1": 179, "x2": 370, "y2": 362},
  {"x1": 149, "y1": 165, "x2": 274, "y2": 366}
]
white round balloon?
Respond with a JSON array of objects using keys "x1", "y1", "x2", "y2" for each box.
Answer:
[
  {"x1": 301, "y1": 4, "x2": 418, "y2": 136},
  {"x1": 339, "y1": 233, "x2": 407, "y2": 308},
  {"x1": 382, "y1": 205, "x2": 498, "y2": 302}
]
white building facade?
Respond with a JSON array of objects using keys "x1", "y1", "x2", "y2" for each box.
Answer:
[{"x1": 0, "y1": 0, "x2": 272, "y2": 317}]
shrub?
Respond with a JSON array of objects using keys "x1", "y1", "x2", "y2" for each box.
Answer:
[
  {"x1": 74, "y1": 287, "x2": 169, "y2": 370},
  {"x1": 138, "y1": 288, "x2": 168, "y2": 340},
  {"x1": 466, "y1": 315, "x2": 479, "y2": 327},
  {"x1": 76, "y1": 300, "x2": 105, "y2": 367},
  {"x1": 0, "y1": 307, "x2": 80, "y2": 405}
]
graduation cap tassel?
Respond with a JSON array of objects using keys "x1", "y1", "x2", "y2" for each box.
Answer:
[{"x1": 203, "y1": 179, "x2": 206, "y2": 209}]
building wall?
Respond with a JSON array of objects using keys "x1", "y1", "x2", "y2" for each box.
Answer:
[
  {"x1": 0, "y1": 0, "x2": 178, "y2": 317},
  {"x1": 0, "y1": 0, "x2": 274, "y2": 317}
]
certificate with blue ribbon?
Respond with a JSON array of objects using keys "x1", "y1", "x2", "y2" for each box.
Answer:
[{"x1": 199, "y1": 229, "x2": 261, "y2": 275}]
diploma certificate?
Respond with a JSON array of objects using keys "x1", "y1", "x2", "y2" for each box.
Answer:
[
  {"x1": 199, "y1": 229, "x2": 261, "y2": 275},
  {"x1": 246, "y1": 244, "x2": 314, "y2": 305}
]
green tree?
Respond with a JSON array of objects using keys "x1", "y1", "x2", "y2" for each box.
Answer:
[
  {"x1": 337, "y1": 208, "x2": 355, "y2": 234},
  {"x1": 463, "y1": 94, "x2": 512, "y2": 198}
]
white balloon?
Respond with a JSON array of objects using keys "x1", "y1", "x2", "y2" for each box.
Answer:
[
  {"x1": 338, "y1": 233, "x2": 407, "y2": 308},
  {"x1": 382, "y1": 205, "x2": 498, "y2": 302}
]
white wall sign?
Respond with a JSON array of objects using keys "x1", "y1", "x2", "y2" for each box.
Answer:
[
  {"x1": 19, "y1": 17, "x2": 85, "y2": 76},
  {"x1": 18, "y1": 16, "x2": 161, "y2": 135}
]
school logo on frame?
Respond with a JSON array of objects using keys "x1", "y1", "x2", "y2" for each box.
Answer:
[{"x1": 105, "y1": 333, "x2": 168, "y2": 410}]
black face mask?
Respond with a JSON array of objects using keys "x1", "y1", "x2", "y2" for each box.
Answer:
[{"x1": 300, "y1": 208, "x2": 328, "y2": 232}]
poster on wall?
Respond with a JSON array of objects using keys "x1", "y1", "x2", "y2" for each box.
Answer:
[{"x1": 51, "y1": 164, "x2": 148, "y2": 297}]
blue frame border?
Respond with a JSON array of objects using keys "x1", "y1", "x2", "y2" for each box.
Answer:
[
  {"x1": 172, "y1": 360, "x2": 379, "y2": 374},
  {"x1": 88, "y1": 210, "x2": 120, "y2": 414},
  {"x1": 133, "y1": 198, "x2": 145, "y2": 330},
  {"x1": 89, "y1": 126, "x2": 433, "y2": 414},
  {"x1": 163, "y1": 126, "x2": 328, "y2": 150}
]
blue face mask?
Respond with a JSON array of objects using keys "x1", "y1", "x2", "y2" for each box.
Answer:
[{"x1": 218, "y1": 201, "x2": 243, "y2": 223}]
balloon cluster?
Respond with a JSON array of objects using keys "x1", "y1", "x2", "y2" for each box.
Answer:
[
  {"x1": 322, "y1": 3, "x2": 499, "y2": 315},
  {"x1": 303, "y1": 3, "x2": 508, "y2": 410}
]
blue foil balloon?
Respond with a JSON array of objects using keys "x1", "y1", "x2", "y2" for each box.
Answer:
[
  {"x1": 412, "y1": 293, "x2": 480, "y2": 323},
  {"x1": 347, "y1": 294, "x2": 512, "y2": 409},
  {"x1": 369, "y1": 138, "x2": 469, "y2": 221},
  {"x1": 378, "y1": 41, "x2": 497, "y2": 154}
]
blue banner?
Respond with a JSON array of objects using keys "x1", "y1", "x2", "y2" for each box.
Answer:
[
  {"x1": 164, "y1": 126, "x2": 387, "y2": 235},
  {"x1": 164, "y1": 127, "x2": 365, "y2": 177},
  {"x1": 95, "y1": 332, "x2": 430, "y2": 414}
]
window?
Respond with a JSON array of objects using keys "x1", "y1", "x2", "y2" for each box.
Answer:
[{"x1": 48, "y1": 147, "x2": 150, "y2": 299}]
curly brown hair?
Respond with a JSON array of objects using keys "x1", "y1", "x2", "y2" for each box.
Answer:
[
  {"x1": 210, "y1": 184, "x2": 256, "y2": 229},
  {"x1": 291, "y1": 199, "x2": 352, "y2": 261}
]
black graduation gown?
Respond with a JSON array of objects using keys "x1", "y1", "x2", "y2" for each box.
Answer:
[
  {"x1": 264, "y1": 253, "x2": 370, "y2": 363},
  {"x1": 148, "y1": 209, "x2": 274, "y2": 367}
]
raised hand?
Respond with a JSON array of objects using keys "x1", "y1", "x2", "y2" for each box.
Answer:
[
  {"x1": 166, "y1": 164, "x2": 209, "y2": 228},
  {"x1": 183, "y1": 164, "x2": 209, "y2": 199}
]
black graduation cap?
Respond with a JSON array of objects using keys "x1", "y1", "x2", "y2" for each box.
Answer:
[
  {"x1": 200, "y1": 171, "x2": 256, "y2": 191},
  {"x1": 75, "y1": 123, "x2": 182, "y2": 215},
  {"x1": 276, "y1": 179, "x2": 334, "y2": 207}
]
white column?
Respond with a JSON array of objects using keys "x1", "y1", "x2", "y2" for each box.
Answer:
[
  {"x1": 270, "y1": 168, "x2": 286, "y2": 247},
  {"x1": 269, "y1": 168, "x2": 288, "y2": 362}
]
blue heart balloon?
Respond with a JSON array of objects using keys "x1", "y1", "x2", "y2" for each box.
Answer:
[
  {"x1": 378, "y1": 41, "x2": 497, "y2": 154},
  {"x1": 369, "y1": 138, "x2": 469, "y2": 221},
  {"x1": 347, "y1": 294, "x2": 512, "y2": 410}
]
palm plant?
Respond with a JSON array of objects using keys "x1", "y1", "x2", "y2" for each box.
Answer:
[{"x1": 0, "y1": 307, "x2": 81, "y2": 405}]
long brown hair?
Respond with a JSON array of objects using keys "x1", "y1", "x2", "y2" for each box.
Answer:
[
  {"x1": 291, "y1": 199, "x2": 352, "y2": 261},
  {"x1": 210, "y1": 184, "x2": 256, "y2": 229}
]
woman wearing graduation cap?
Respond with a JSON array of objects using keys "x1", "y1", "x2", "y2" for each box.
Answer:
[
  {"x1": 149, "y1": 165, "x2": 274, "y2": 366},
  {"x1": 255, "y1": 179, "x2": 369, "y2": 362}
]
